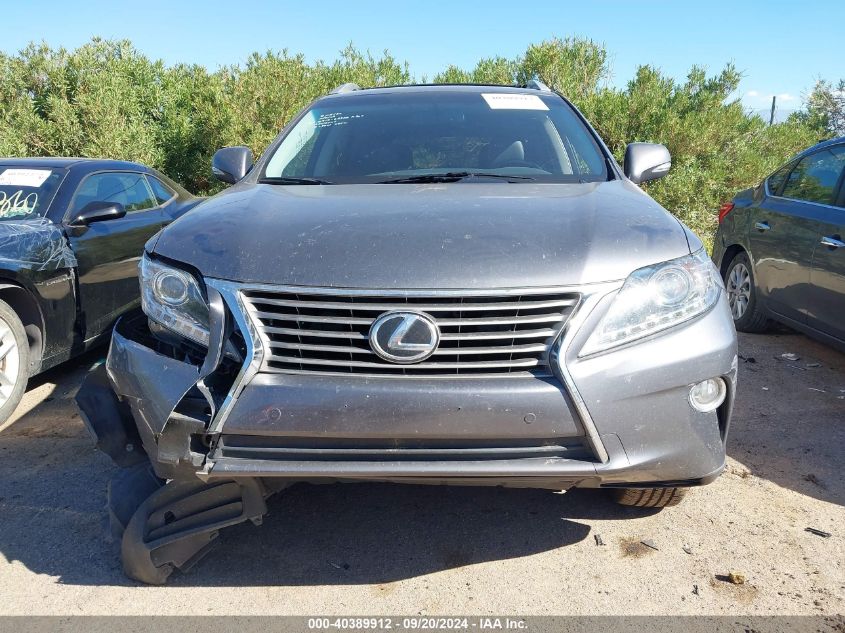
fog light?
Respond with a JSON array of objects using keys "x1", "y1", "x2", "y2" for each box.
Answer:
[{"x1": 689, "y1": 378, "x2": 727, "y2": 412}]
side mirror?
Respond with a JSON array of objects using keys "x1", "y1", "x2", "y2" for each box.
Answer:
[
  {"x1": 71, "y1": 201, "x2": 126, "y2": 226},
  {"x1": 624, "y1": 143, "x2": 671, "y2": 184},
  {"x1": 212, "y1": 146, "x2": 254, "y2": 184}
]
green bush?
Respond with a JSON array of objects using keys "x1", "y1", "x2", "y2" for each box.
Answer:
[{"x1": 0, "y1": 37, "x2": 821, "y2": 248}]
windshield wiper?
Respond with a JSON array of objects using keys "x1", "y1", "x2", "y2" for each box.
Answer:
[
  {"x1": 377, "y1": 172, "x2": 535, "y2": 184},
  {"x1": 258, "y1": 176, "x2": 334, "y2": 185}
]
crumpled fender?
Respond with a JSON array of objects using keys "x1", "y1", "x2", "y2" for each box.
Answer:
[
  {"x1": 106, "y1": 319, "x2": 201, "y2": 439},
  {"x1": 76, "y1": 362, "x2": 149, "y2": 468},
  {"x1": 0, "y1": 218, "x2": 77, "y2": 271},
  {"x1": 101, "y1": 284, "x2": 231, "y2": 478}
]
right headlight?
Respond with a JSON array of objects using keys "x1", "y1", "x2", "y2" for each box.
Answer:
[
  {"x1": 579, "y1": 248, "x2": 722, "y2": 356},
  {"x1": 140, "y1": 253, "x2": 210, "y2": 346}
]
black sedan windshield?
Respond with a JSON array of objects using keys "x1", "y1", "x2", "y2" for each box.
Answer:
[
  {"x1": 0, "y1": 167, "x2": 65, "y2": 220},
  {"x1": 263, "y1": 90, "x2": 609, "y2": 184}
]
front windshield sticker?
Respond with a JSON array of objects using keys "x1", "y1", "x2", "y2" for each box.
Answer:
[
  {"x1": 0, "y1": 168, "x2": 52, "y2": 188},
  {"x1": 481, "y1": 93, "x2": 549, "y2": 111},
  {"x1": 0, "y1": 190, "x2": 38, "y2": 218},
  {"x1": 314, "y1": 112, "x2": 365, "y2": 128}
]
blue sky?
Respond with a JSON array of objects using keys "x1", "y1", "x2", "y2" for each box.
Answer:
[{"x1": 3, "y1": 0, "x2": 842, "y2": 118}]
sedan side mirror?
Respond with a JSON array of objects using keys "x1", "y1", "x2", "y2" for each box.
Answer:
[
  {"x1": 70, "y1": 201, "x2": 126, "y2": 226},
  {"x1": 212, "y1": 146, "x2": 254, "y2": 184},
  {"x1": 624, "y1": 143, "x2": 672, "y2": 184}
]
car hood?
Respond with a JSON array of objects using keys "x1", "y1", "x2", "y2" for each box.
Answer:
[{"x1": 152, "y1": 180, "x2": 692, "y2": 288}]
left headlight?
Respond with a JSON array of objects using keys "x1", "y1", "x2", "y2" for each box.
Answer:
[
  {"x1": 579, "y1": 248, "x2": 722, "y2": 356},
  {"x1": 140, "y1": 254, "x2": 210, "y2": 346}
]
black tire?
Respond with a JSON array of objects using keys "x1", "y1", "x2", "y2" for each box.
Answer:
[
  {"x1": 724, "y1": 252, "x2": 770, "y2": 333},
  {"x1": 613, "y1": 487, "x2": 688, "y2": 508},
  {"x1": 0, "y1": 299, "x2": 30, "y2": 427}
]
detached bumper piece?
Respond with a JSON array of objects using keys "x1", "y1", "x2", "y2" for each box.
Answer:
[{"x1": 122, "y1": 477, "x2": 267, "y2": 585}]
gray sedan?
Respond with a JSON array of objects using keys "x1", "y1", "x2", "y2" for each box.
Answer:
[{"x1": 713, "y1": 137, "x2": 845, "y2": 349}]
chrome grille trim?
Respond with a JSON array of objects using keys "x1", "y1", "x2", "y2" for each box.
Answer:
[
  {"x1": 251, "y1": 311, "x2": 569, "y2": 326},
  {"x1": 251, "y1": 298, "x2": 578, "y2": 312},
  {"x1": 238, "y1": 285, "x2": 580, "y2": 377}
]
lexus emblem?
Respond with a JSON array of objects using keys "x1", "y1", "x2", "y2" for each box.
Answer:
[{"x1": 369, "y1": 311, "x2": 440, "y2": 364}]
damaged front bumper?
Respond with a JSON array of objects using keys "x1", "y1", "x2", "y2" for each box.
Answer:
[{"x1": 79, "y1": 282, "x2": 737, "y2": 491}]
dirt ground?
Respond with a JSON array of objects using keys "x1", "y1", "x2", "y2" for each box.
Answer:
[{"x1": 0, "y1": 330, "x2": 842, "y2": 616}]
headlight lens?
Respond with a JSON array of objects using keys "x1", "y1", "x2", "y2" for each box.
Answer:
[
  {"x1": 140, "y1": 254, "x2": 210, "y2": 346},
  {"x1": 580, "y1": 248, "x2": 722, "y2": 356}
]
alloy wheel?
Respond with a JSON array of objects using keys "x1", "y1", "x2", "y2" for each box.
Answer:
[
  {"x1": 0, "y1": 317, "x2": 20, "y2": 407},
  {"x1": 727, "y1": 262, "x2": 752, "y2": 320}
]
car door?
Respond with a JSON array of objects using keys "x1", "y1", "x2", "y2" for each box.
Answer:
[
  {"x1": 64, "y1": 171, "x2": 163, "y2": 340},
  {"x1": 807, "y1": 156, "x2": 845, "y2": 341},
  {"x1": 749, "y1": 148, "x2": 844, "y2": 323}
]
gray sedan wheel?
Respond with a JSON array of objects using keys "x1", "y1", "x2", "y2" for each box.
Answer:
[
  {"x1": 0, "y1": 299, "x2": 29, "y2": 427},
  {"x1": 724, "y1": 252, "x2": 769, "y2": 333},
  {"x1": 727, "y1": 262, "x2": 751, "y2": 319}
]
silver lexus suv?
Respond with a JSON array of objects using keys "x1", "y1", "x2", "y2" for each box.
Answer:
[{"x1": 77, "y1": 82, "x2": 737, "y2": 584}]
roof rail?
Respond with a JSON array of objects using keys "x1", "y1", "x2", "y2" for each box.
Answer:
[
  {"x1": 524, "y1": 79, "x2": 552, "y2": 92},
  {"x1": 329, "y1": 83, "x2": 362, "y2": 95}
]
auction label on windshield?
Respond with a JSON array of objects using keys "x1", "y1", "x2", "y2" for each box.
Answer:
[
  {"x1": 0, "y1": 168, "x2": 52, "y2": 188},
  {"x1": 481, "y1": 93, "x2": 549, "y2": 110}
]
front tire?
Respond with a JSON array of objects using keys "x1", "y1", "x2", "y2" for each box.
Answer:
[
  {"x1": 613, "y1": 487, "x2": 687, "y2": 508},
  {"x1": 0, "y1": 299, "x2": 29, "y2": 426},
  {"x1": 724, "y1": 252, "x2": 769, "y2": 333}
]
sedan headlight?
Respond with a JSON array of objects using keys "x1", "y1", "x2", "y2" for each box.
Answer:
[
  {"x1": 140, "y1": 254, "x2": 210, "y2": 346},
  {"x1": 580, "y1": 248, "x2": 722, "y2": 356}
]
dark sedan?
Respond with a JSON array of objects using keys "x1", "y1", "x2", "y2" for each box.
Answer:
[
  {"x1": 0, "y1": 158, "x2": 201, "y2": 424},
  {"x1": 713, "y1": 137, "x2": 845, "y2": 348}
]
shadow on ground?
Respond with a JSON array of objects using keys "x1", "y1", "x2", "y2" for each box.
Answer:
[
  {"x1": 0, "y1": 414, "x2": 647, "y2": 587},
  {"x1": 168, "y1": 484, "x2": 647, "y2": 587}
]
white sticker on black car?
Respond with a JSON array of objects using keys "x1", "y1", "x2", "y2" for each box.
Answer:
[{"x1": 0, "y1": 168, "x2": 52, "y2": 188}]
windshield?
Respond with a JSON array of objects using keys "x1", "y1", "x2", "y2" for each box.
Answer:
[
  {"x1": 0, "y1": 167, "x2": 66, "y2": 220},
  {"x1": 263, "y1": 91, "x2": 609, "y2": 184}
]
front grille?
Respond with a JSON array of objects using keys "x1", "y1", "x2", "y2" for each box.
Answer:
[{"x1": 240, "y1": 287, "x2": 579, "y2": 377}]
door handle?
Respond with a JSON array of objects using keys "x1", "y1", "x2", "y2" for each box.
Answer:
[
  {"x1": 820, "y1": 235, "x2": 845, "y2": 249},
  {"x1": 754, "y1": 221, "x2": 771, "y2": 232}
]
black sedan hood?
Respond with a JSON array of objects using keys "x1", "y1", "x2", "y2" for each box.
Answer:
[{"x1": 152, "y1": 181, "x2": 692, "y2": 289}]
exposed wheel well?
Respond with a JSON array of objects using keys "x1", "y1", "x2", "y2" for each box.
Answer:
[
  {"x1": 0, "y1": 284, "x2": 44, "y2": 376},
  {"x1": 719, "y1": 244, "x2": 747, "y2": 278}
]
